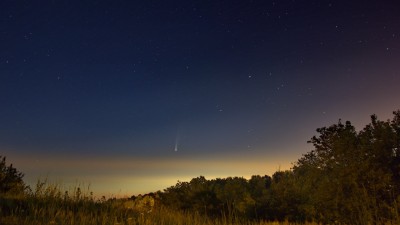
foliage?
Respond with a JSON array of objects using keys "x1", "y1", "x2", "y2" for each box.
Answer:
[
  {"x1": 0, "y1": 156, "x2": 27, "y2": 196},
  {"x1": 2, "y1": 110, "x2": 400, "y2": 224},
  {"x1": 159, "y1": 110, "x2": 400, "y2": 224},
  {"x1": 160, "y1": 176, "x2": 263, "y2": 219},
  {"x1": 0, "y1": 155, "x2": 28, "y2": 217},
  {"x1": 292, "y1": 111, "x2": 400, "y2": 224},
  {"x1": 0, "y1": 180, "x2": 319, "y2": 225}
]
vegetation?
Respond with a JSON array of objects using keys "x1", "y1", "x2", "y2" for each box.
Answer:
[
  {"x1": 0, "y1": 156, "x2": 27, "y2": 196},
  {"x1": 1, "y1": 110, "x2": 400, "y2": 224}
]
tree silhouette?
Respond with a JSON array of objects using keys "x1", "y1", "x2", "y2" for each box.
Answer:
[
  {"x1": 0, "y1": 156, "x2": 26, "y2": 196},
  {"x1": 292, "y1": 111, "x2": 400, "y2": 224}
]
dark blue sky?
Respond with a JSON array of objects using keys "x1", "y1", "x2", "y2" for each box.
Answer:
[{"x1": 1, "y1": 0, "x2": 400, "y2": 195}]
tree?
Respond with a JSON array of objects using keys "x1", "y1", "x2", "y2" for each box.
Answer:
[
  {"x1": 248, "y1": 175, "x2": 271, "y2": 220},
  {"x1": 0, "y1": 156, "x2": 27, "y2": 196},
  {"x1": 292, "y1": 111, "x2": 400, "y2": 224},
  {"x1": 269, "y1": 170, "x2": 309, "y2": 222}
]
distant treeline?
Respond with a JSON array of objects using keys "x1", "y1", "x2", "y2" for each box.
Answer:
[{"x1": 154, "y1": 110, "x2": 400, "y2": 224}]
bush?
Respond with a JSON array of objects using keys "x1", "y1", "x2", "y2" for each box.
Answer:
[{"x1": 0, "y1": 156, "x2": 27, "y2": 196}]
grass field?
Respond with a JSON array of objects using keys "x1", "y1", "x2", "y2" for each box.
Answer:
[
  {"x1": 0, "y1": 181, "x2": 319, "y2": 225},
  {"x1": 2, "y1": 179, "x2": 399, "y2": 225}
]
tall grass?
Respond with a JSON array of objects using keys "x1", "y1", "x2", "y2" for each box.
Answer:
[
  {"x1": 0, "y1": 180, "x2": 320, "y2": 225},
  {"x1": 24, "y1": 179, "x2": 400, "y2": 225},
  {"x1": 2, "y1": 180, "x2": 398, "y2": 225}
]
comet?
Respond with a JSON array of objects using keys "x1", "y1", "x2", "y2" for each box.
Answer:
[{"x1": 174, "y1": 130, "x2": 179, "y2": 152}]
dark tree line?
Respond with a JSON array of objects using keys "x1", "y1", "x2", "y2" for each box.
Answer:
[{"x1": 158, "y1": 111, "x2": 400, "y2": 224}]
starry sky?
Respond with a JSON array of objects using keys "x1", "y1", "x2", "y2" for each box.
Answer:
[{"x1": 1, "y1": 0, "x2": 400, "y2": 197}]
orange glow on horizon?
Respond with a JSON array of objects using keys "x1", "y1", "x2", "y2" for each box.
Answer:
[{"x1": 3, "y1": 149, "x2": 297, "y2": 197}]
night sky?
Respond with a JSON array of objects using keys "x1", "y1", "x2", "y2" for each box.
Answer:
[{"x1": 1, "y1": 0, "x2": 400, "y2": 197}]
